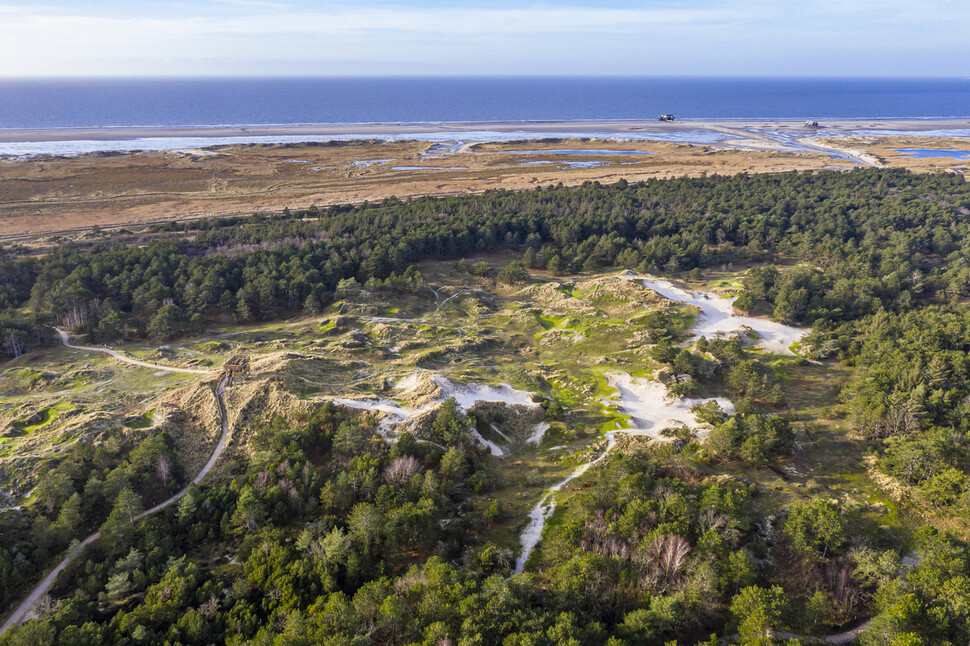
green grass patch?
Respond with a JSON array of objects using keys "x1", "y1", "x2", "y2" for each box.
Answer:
[
  {"x1": 124, "y1": 408, "x2": 156, "y2": 429},
  {"x1": 13, "y1": 406, "x2": 64, "y2": 434},
  {"x1": 13, "y1": 368, "x2": 45, "y2": 386}
]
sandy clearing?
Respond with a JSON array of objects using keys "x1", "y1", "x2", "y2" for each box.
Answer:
[
  {"x1": 605, "y1": 372, "x2": 735, "y2": 440},
  {"x1": 431, "y1": 375, "x2": 539, "y2": 411},
  {"x1": 625, "y1": 273, "x2": 809, "y2": 355},
  {"x1": 330, "y1": 396, "x2": 430, "y2": 443}
]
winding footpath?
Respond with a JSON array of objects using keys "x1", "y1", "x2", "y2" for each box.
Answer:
[
  {"x1": 54, "y1": 329, "x2": 211, "y2": 375},
  {"x1": 0, "y1": 332, "x2": 228, "y2": 635}
]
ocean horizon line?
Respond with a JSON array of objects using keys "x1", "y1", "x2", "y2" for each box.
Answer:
[
  {"x1": 3, "y1": 77, "x2": 970, "y2": 131},
  {"x1": 3, "y1": 115, "x2": 970, "y2": 135},
  {"x1": 2, "y1": 74, "x2": 970, "y2": 81}
]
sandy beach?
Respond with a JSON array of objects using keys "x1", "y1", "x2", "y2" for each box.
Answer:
[{"x1": 2, "y1": 118, "x2": 969, "y2": 144}]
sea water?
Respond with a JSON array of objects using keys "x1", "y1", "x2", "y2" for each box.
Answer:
[
  {"x1": 2, "y1": 77, "x2": 969, "y2": 129},
  {"x1": 2, "y1": 77, "x2": 969, "y2": 156}
]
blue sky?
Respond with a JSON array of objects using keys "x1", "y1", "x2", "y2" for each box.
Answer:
[{"x1": 1, "y1": 0, "x2": 968, "y2": 77}]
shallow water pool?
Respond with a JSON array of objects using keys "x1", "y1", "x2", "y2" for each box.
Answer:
[{"x1": 894, "y1": 148, "x2": 970, "y2": 160}]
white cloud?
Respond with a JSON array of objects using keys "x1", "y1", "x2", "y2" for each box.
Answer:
[
  {"x1": 0, "y1": 1, "x2": 967, "y2": 76},
  {"x1": 209, "y1": 0, "x2": 291, "y2": 7}
]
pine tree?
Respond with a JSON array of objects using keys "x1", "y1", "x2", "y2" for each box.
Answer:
[
  {"x1": 100, "y1": 487, "x2": 144, "y2": 552},
  {"x1": 547, "y1": 254, "x2": 563, "y2": 276},
  {"x1": 523, "y1": 247, "x2": 537, "y2": 269},
  {"x1": 303, "y1": 293, "x2": 322, "y2": 316},
  {"x1": 440, "y1": 447, "x2": 468, "y2": 481},
  {"x1": 231, "y1": 487, "x2": 265, "y2": 533},
  {"x1": 432, "y1": 398, "x2": 469, "y2": 445},
  {"x1": 235, "y1": 295, "x2": 253, "y2": 323},
  {"x1": 52, "y1": 492, "x2": 83, "y2": 543}
]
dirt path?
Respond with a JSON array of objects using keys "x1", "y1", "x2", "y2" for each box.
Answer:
[
  {"x1": 767, "y1": 624, "x2": 869, "y2": 644},
  {"x1": 0, "y1": 339, "x2": 229, "y2": 635},
  {"x1": 54, "y1": 328, "x2": 212, "y2": 374},
  {"x1": 720, "y1": 621, "x2": 870, "y2": 645}
]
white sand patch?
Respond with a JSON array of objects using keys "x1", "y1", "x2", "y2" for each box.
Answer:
[
  {"x1": 470, "y1": 428, "x2": 506, "y2": 457},
  {"x1": 527, "y1": 422, "x2": 551, "y2": 445},
  {"x1": 432, "y1": 375, "x2": 539, "y2": 411},
  {"x1": 624, "y1": 272, "x2": 809, "y2": 355},
  {"x1": 333, "y1": 372, "x2": 539, "y2": 449},
  {"x1": 394, "y1": 373, "x2": 425, "y2": 393},
  {"x1": 331, "y1": 396, "x2": 431, "y2": 442},
  {"x1": 605, "y1": 372, "x2": 734, "y2": 440}
]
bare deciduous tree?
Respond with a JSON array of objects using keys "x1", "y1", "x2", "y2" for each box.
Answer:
[
  {"x1": 199, "y1": 595, "x2": 220, "y2": 618},
  {"x1": 636, "y1": 534, "x2": 692, "y2": 592},
  {"x1": 383, "y1": 456, "x2": 423, "y2": 486},
  {"x1": 157, "y1": 454, "x2": 173, "y2": 484},
  {"x1": 4, "y1": 329, "x2": 25, "y2": 358}
]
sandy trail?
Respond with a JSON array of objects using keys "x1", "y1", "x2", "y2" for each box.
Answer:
[
  {"x1": 0, "y1": 341, "x2": 229, "y2": 635},
  {"x1": 55, "y1": 329, "x2": 212, "y2": 374},
  {"x1": 514, "y1": 433, "x2": 616, "y2": 573}
]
